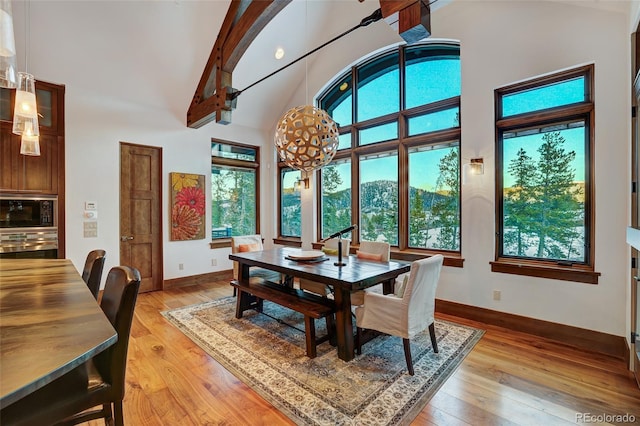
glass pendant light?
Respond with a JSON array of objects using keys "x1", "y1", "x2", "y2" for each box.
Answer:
[
  {"x1": 12, "y1": 71, "x2": 39, "y2": 136},
  {"x1": 0, "y1": 0, "x2": 17, "y2": 88},
  {"x1": 20, "y1": 121, "x2": 40, "y2": 156},
  {"x1": 13, "y1": 1, "x2": 40, "y2": 156}
]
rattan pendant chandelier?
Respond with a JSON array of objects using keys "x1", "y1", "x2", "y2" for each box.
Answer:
[{"x1": 274, "y1": 105, "x2": 339, "y2": 172}]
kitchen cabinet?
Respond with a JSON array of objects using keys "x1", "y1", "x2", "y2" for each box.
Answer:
[{"x1": 0, "y1": 81, "x2": 64, "y2": 195}]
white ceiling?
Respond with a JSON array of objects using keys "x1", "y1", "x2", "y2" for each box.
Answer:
[{"x1": 8, "y1": 0, "x2": 634, "y2": 131}]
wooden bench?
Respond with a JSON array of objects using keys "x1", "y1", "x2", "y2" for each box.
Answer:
[{"x1": 230, "y1": 279, "x2": 336, "y2": 358}]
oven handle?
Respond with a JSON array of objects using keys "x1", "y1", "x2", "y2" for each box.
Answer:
[{"x1": 0, "y1": 241, "x2": 58, "y2": 253}]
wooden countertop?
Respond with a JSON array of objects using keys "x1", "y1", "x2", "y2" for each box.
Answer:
[{"x1": 0, "y1": 259, "x2": 117, "y2": 408}]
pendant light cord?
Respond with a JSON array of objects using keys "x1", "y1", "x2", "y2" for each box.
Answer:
[
  {"x1": 24, "y1": 0, "x2": 29, "y2": 72},
  {"x1": 229, "y1": 8, "x2": 383, "y2": 100}
]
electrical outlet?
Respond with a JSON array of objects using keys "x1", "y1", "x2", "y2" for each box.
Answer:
[
  {"x1": 211, "y1": 259, "x2": 217, "y2": 266},
  {"x1": 493, "y1": 290, "x2": 501, "y2": 301},
  {"x1": 178, "y1": 263, "x2": 184, "y2": 271}
]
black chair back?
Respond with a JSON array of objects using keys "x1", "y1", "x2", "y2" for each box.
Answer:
[
  {"x1": 82, "y1": 249, "x2": 106, "y2": 299},
  {"x1": 95, "y1": 265, "x2": 141, "y2": 400}
]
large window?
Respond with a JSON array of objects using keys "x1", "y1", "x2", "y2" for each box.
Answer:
[
  {"x1": 211, "y1": 140, "x2": 259, "y2": 240},
  {"x1": 492, "y1": 65, "x2": 599, "y2": 284},
  {"x1": 318, "y1": 43, "x2": 461, "y2": 261}
]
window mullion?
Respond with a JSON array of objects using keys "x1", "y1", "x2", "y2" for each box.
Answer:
[{"x1": 398, "y1": 142, "x2": 409, "y2": 250}]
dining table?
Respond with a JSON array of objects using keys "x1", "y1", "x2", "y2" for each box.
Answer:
[
  {"x1": 229, "y1": 247, "x2": 411, "y2": 361},
  {"x1": 0, "y1": 258, "x2": 117, "y2": 408}
]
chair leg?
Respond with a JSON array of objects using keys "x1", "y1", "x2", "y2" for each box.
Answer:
[
  {"x1": 403, "y1": 338, "x2": 414, "y2": 375},
  {"x1": 356, "y1": 327, "x2": 363, "y2": 355},
  {"x1": 428, "y1": 322, "x2": 438, "y2": 353},
  {"x1": 113, "y1": 401, "x2": 124, "y2": 426}
]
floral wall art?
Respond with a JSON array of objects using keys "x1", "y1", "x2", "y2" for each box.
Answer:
[{"x1": 170, "y1": 172, "x2": 206, "y2": 241}]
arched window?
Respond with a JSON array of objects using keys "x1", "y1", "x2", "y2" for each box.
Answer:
[{"x1": 317, "y1": 42, "x2": 461, "y2": 257}]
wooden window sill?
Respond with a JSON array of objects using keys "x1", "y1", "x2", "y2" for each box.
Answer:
[
  {"x1": 310, "y1": 242, "x2": 464, "y2": 267},
  {"x1": 210, "y1": 238, "x2": 232, "y2": 249},
  {"x1": 490, "y1": 258, "x2": 600, "y2": 284},
  {"x1": 273, "y1": 237, "x2": 302, "y2": 247}
]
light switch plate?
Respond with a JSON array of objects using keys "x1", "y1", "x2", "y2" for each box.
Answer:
[{"x1": 84, "y1": 221, "x2": 98, "y2": 238}]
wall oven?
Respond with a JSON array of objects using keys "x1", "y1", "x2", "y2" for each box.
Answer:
[{"x1": 0, "y1": 195, "x2": 58, "y2": 259}]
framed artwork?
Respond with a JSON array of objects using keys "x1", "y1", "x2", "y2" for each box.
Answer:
[{"x1": 170, "y1": 172, "x2": 206, "y2": 241}]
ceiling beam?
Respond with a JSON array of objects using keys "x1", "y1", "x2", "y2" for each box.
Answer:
[
  {"x1": 187, "y1": 0, "x2": 428, "y2": 128},
  {"x1": 187, "y1": 0, "x2": 292, "y2": 128},
  {"x1": 379, "y1": 0, "x2": 431, "y2": 44}
]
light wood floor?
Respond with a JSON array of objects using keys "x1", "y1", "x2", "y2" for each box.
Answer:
[{"x1": 87, "y1": 279, "x2": 640, "y2": 426}]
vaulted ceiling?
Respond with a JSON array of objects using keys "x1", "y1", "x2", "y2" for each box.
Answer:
[
  {"x1": 9, "y1": 0, "x2": 633, "y2": 133},
  {"x1": 187, "y1": 0, "x2": 435, "y2": 128}
]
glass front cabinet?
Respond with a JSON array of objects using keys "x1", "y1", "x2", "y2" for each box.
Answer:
[{"x1": 0, "y1": 80, "x2": 65, "y2": 194}]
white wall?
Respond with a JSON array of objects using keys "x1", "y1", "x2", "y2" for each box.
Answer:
[
  {"x1": 14, "y1": 0, "x2": 632, "y2": 338},
  {"x1": 64, "y1": 89, "x2": 269, "y2": 281},
  {"x1": 298, "y1": 1, "x2": 631, "y2": 337}
]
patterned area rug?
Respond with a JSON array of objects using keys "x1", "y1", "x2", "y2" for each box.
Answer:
[{"x1": 163, "y1": 297, "x2": 484, "y2": 426}]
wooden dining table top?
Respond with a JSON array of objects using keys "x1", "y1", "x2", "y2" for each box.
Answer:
[
  {"x1": 229, "y1": 247, "x2": 411, "y2": 291},
  {"x1": 0, "y1": 259, "x2": 117, "y2": 408}
]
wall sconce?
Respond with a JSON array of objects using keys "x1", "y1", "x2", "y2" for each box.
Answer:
[
  {"x1": 468, "y1": 158, "x2": 484, "y2": 175},
  {"x1": 462, "y1": 158, "x2": 484, "y2": 184},
  {"x1": 295, "y1": 171, "x2": 310, "y2": 191}
]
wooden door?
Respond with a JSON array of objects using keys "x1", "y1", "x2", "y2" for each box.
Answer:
[{"x1": 120, "y1": 143, "x2": 163, "y2": 293}]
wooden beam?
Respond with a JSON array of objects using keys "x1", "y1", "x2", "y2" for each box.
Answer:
[
  {"x1": 379, "y1": 0, "x2": 430, "y2": 44},
  {"x1": 187, "y1": 0, "x2": 292, "y2": 128},
  {"x1": 379, "y1": 0, "x2": 415, "y2": 18}
]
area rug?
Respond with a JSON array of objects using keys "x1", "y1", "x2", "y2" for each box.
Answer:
[{"x1": 162, "y1": 297, "x2": 484, "y2": 426}]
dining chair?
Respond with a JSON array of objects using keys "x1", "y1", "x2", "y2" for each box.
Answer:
[
  {"x1": 299, "y1": 238, "x2": 351, "y2": 297},
  {"x1": 349, "y1": 240, "x2": 390, "y2": 306},
  {"x1": 354, "y1": 254, "x2": 444, "y2": 375},
  {"x1": 82, "y1": 249, "x2": 106, "y2": 300},
  {"x1": 0, "y1": 266, "x2": 141, "y2": 426},
  {"x1": 231, "y1": 235, "x2": 283, "y2": 293}
]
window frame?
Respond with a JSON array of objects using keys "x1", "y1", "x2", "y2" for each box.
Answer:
[
  {"x1": 491, "y1": 64, "x2": 600, "y2": 284},
  {"x1": 275, "y1": 165, "x2": 303, "y2": 247},
  {"x1": 209, "y1": 139, "x2": 261, "y2": 249},
  {"x1": 315, "y1": 42, "x2": 464, "y2": 267}
]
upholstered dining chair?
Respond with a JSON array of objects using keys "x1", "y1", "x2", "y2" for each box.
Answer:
[
  {"x1": 354, "y1": 254, "x2": 444, "y2": 375},
  {"x1": 231, "y1": 235, "x2": 283, "y2": 292},
  {"x1": 349, "y1": 241, "x2": 390, "y2": 306},
  {"x1": 299, "y1": 238, "x2": 351, "y2": 297},
  {"x1": 82, "y1": 249, "x2": 106, "y2": 300},
  {"x1": 0, "y1": 266, "x2": 141, "y2": 426}
]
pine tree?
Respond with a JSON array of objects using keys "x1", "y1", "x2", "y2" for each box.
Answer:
[
  {"x1": 504, "y1": 148, "x2": 536, "y2": 256},
  {"x1": 321, "y1": 166, "x2": 348, "y2": 238},
  {"x1": 531, "y1": 131, "x2": 583, "y2": 259},
  {"x1": 382, "y1": 184, "x2": 399, "y2": 244},
  {"x1": 409, "y1": 189, "x2": 430, "y2": 247},
  {"x1": 431, "y1": 148, "x2": 460, "y2": 250},
  {"x1": 211, "y1": 168, "x2": 230, "y2": 234}
]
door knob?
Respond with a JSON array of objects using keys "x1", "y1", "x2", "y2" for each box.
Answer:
[{"x1": 120, "y1": 236, "x2": 134, "y2": 241}]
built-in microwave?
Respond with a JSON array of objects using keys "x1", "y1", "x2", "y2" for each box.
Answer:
[{"x1": 0, "y1": 195, "x2": 57, "y2": 229}]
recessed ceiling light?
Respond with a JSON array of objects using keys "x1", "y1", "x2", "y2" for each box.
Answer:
[
  {"x1": 275, "y1": 47, "x2": 285, "y2": 60},
  {"x1": 339, "y1": 82, "x2": 349, "y2": 91}
]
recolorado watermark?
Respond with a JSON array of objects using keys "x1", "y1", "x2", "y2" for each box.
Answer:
[{"x1": 576, "y1": 413, "x2": 636, "y2": 423}]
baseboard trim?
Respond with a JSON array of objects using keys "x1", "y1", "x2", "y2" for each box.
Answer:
[
  {"x1": 435, "y1": 299, "x2": 627, "y2": 360},
  {"x1": 164, "y1": 270, "x2": 233, "y2": 289}
]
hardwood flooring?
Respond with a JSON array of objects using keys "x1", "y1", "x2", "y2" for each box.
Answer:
[{"x1": 87, "y1": 278, "x2": 640, "y2": 425}]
